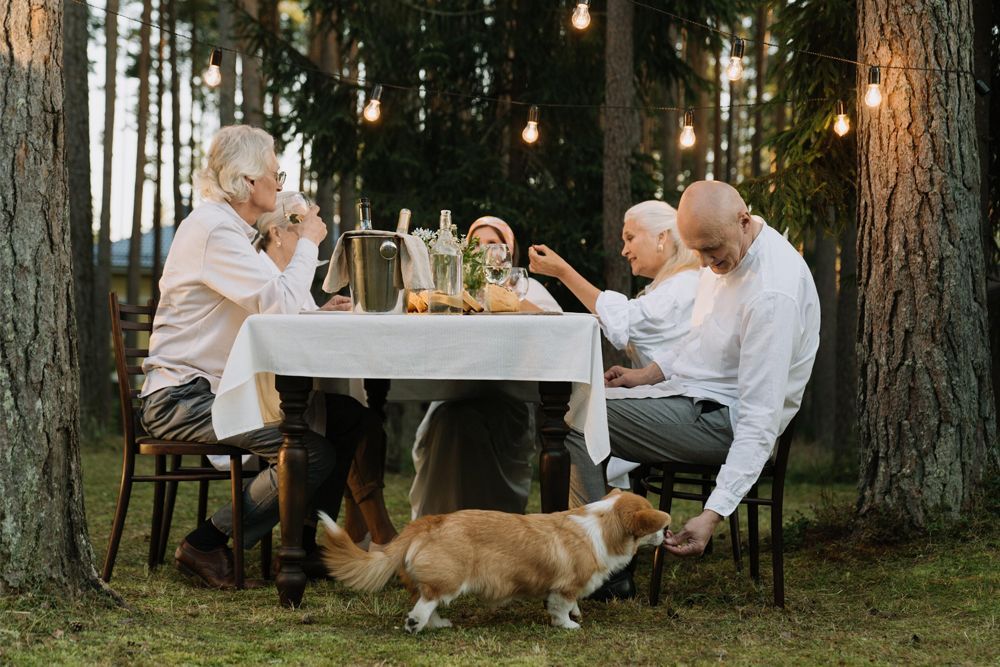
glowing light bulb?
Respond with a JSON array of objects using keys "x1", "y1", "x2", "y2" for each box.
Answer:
[
  {"x1": 203, "y1": 48, "x2": 223, "y2": 88},
  {"x1": 726, "y1": 38, "x2": 745, "y2": 81},
  {"x1": 363, "y1": 84, "x2": 383, "y2": 122},
  {"x1": 522, "y1": 105, "x2": 540, "y2": 144},
  {"x1": 864, "y1": 66, "x2": 882, "y2": 108},
  {"x1": 679, "y1": 109, "x2": 696, "y2": 148},
  {"x1": 571, "y1": 1, "x2": 591, "y2": 30},
  {"x1": 833, "y1": 101, "x2": 850, "y2": 136}
]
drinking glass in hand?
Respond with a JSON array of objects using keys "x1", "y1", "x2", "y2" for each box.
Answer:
[
  {"x1": 483, "y1": 243, "x2": 512, "y2": 286},
  {"x1": 507, "y1": 267, "x2": 529, "y2": 300},
  {"x1": 283, "y1": 193, "x2": 312, "y2": 224}
]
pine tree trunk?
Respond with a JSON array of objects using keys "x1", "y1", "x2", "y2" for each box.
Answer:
[
  {"x1": 688, "y1": 36, "x2": 709, "y2": 181},
  {"x1": 835, "y1": 221, "x2": 858, "y2": 473},
  {"x1": 661, "y1": 26, "x2": 681, "y2": 195},
  {"x1": 712, "y1": 45, "x2": 723, "y2": 181},
  {"x1": 128, "y1": 0, "x2": 152, "y2": 308},
  {"x1": 811, "y1": 225, "x2": 838, "y2": 451},
  {"x1": 240, "y1": 0, "x2": 264, "y2": 127},
  {"x1": 169, "y1": 0, "x2": 183, "y2": 225},
  {"x1": 602, "y1": 0, "x2": 637, "y2": 367},
  {"x1": 218, "y1": 0, "x2": 236, "y2": 125},
  {"x1": 0, "y1": 0, "x2": 101, "y2": 596},
  {"x1": 751, "y1": 6, "x2": 767, "y2": 178},
  {"x1": 64, "y1": 0, "x2": 100, "y2": 431},
  {"x1": 313, "y1": 6, "x2": 339, "y2": 258},
  {"x1": 152, "y1": 2, "x2": 166, "y2": 301},
  {"x1": 856, "y1": 0, "x2": 997, "y2": 529}
]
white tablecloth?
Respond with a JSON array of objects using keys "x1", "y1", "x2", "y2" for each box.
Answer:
[{"x1": 211, "y1": 312, "x2": 610, "y2": 463}]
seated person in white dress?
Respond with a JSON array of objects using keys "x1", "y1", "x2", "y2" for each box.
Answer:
[
  {"x1": 409, "y1": 216, "x2": 562, "y2": 518},
  {"x1": 527, "y1": 200, "x2": 701, "y2": 367},
  {"x1": 255, "y1": 195, "x2": 399, "y2": 550},
  {"x1": 565, "y1": 181, "x2": 820, "y2": 578}
]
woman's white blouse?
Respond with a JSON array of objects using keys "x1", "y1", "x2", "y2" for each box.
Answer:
[{"x1": 594, "y1": 269, "x2": 701, "y2": 367}]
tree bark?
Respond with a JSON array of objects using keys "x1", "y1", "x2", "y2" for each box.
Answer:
[
  {"x1": 169, "y1": 0, "x2": 183, "y2": 226},
  {"x1": 602, "y1": 0, "x2": 638, "y2": 367},
  {"x1": 751, "y1": 5, "x2": 768, "y2": 178},
  {"x1": 127, "y1": 0, "x2": 152, "y2": 308},
  {"x1": 712, "y1": 44, "x2": 723, "y2": 180},
  {"x1": 218, "y1": 0, "x2": 236, "y2": 125},
  {"x1": 239, "y1": 0, "x2": 264, "y2": 127},
  {"x1": 0, "y1": 0, "x2": 101, "y2": 595},
  {"x1": 64, "y1": 0, "x2": 100, "y2": 430},
  {"x1": 661, "y1": 26, "x2": 681, "y2": 196},
  {"x1": 856, "y1": 0, "x2": 997, "y2": 529},
  {"x1": 152, "y1": 1, "x2": 166, "y2": 300},
  {"x1": 811, "y1": 225, "x2": 838, "y2": 451},
  {"x1": 688, "y1": 35, "x2": 709, "y2": 181},
  {"x1": 835, "y1": 221, "x2": 858, "y2": 473}
]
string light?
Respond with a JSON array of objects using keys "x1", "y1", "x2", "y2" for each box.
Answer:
[
  {"x1": 864, "y1": 66, "x2": 882, "y2": 108},
  {"x1": 521, "y1": 105, "x2": 540, "y2": 144},
  {"x1": 363, "y1": 84, "x2": 383, "y2": 122},
  {"x1": 833, "y1": 100, "x2": 850, "y2": 136},
  {"x1": 203, "y1": 48, "x2": 222, "y2": 88},
  {"x1": 571, "y1": 1, "x2": 592, "y2": 30},
  {"x1": 679, "y1": 109, "x2": 696, "y2": 148},
  {"x1": 726, "y1": 37, "x2": 745, "y2": 81}
]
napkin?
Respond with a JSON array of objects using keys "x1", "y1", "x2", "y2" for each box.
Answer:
[{"x1": 323, "y1": 232, "x2": 434, "y2": 293}]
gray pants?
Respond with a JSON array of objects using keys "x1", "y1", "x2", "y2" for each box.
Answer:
[
  {"x1": 565, "y1": 396, "x2": 733, "y2": 507},
  {"x1": 140, "y1": 378, "x2": 339, "y2": 548}
]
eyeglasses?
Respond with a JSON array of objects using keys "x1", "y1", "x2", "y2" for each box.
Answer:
[{"x1": 274, "y1": 171, "x2": 287, "y2": 186}]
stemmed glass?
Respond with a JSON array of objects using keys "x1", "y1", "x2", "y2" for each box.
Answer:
[
  {"x1": 282, "y1": 193, "x2": 312, "y2": 225},
  {"x1": 506, "y1": 267, "x2": 529, "y2": 300},
  {"x1": 483, "y1": 243, "x2": 512, "y2": 287}
]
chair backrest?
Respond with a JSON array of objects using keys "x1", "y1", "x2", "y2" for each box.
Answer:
[{"x1": 109, "y1": 292, "x2": 156, "y2": 447}]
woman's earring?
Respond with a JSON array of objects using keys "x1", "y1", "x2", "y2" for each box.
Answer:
[
  {"x1": 277, "y1": 240, "x2": 282, "y2": 248},
  {"x1": 657, "y1": 243, "x2": 664, "y2": 253}
]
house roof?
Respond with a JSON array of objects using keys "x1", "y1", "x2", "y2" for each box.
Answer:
[{"x1": 100, "y1": 225, "x2": 176, "y2": 270}]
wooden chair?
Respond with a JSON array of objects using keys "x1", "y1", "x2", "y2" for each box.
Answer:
[
  {"x1": 102, "y1": 293, "x2": 270, "y2": 588},
  {"x1": 634, "y1": 418, "x2": 797, "y2": 607}
]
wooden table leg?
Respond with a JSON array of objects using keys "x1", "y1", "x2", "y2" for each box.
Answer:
[
  {"x1": 275, "y1": 374, "x2": 312, "y2": 608},
  {"x1": 363, "y1": 378, "x2": 390, "y2": 421},
  {"x1": 538, "y1": 381, "x2": 571, "y2": 513}
]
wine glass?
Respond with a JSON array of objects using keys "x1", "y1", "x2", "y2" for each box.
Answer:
[
  {"x1": 483, "y1": 243, "x2": 512, "y2": 286},
  {"x1": 507, "y1": 267, "x2": 529, "y2": 300},
  {"x1": 282, "y1": 193, "x2": 312, "y2": 225}
]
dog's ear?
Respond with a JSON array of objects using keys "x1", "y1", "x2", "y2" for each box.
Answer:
[
  {"x1": 603, "y1": 488, "x2": 622, "y2": 498},
  {"x1": 626, "y1": 509, "x2": 671, "y2": 536}
]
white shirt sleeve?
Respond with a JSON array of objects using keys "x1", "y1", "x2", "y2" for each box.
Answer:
[
  {"x1": 200, "y1": 224, "x2": 319, "y2": 315},
  {"x1": 705, "y1": 292, "x2": 801, "y2": 517},
  {"x1": 595, "y1": 283, "x2": 691, "y2": 353}
]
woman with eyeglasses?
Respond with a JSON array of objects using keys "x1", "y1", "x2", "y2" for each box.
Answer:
[{"x1": 139, "y1": 125, "x2": 364, "y2": 587}]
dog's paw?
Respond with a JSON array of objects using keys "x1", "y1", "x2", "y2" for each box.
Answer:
[
  {"x1": 552, "y1": 618, "x2": 581, "y2": 630},
  {"x1": 404, "y1": 616, "x2": 422, "y2": 634},
  {"x1": 569, "y1": 604, "x2": 582, "y2": 622},
  {"x1": 427, "y1": 613, "x2": 452, "y2": 629}
]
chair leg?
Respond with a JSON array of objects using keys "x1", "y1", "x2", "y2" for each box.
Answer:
[
  {"x1": 748, "y1": 485, "x2": 760, "y2": 583},
  {"x1": 197, "y1": 456, "x2": 210, "y2": 524},
  {"x1": 649, "y1": 470, "x2": 675, "y2": 606},
  {"x1": 158, "y1": 454, "x2": 182, "y2": 564},
  {"x1": 261, "y1": 530, "x2": 272, "y2": 580},
  {"x1": 148, "y1": 456, "x2": 167, "y2": 571},
  {"x1": 230, "y1": 456, "x2": 245, "y2": 590},
  {"x1": 102, "y1": 458, "x2": 136, "y2": 582},
  {"x1": 771, "y1": 496, "x2": 785, "y2": 607},
  {"x1": 729, "y1": 510, "x2": 743, "y2": 573}
]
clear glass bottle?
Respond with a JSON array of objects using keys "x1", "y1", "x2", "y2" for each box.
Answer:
[
  {"x1": 356, "y1": 197, "x2": 372, "y2": 230},
  {"x1": 428, "y1": 210, "x2": 463, "y2": 314}
]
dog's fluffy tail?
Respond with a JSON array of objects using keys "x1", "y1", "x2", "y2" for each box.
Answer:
[{"x1": 317, "y1": 512, "x2": 408, "y2": 593}]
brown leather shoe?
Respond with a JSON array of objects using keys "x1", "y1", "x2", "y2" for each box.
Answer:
[{"x1": 174, "y1": 540, "x2": 236, "y2": 589}]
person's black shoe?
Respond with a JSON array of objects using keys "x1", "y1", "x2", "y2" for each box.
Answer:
[{"x1": 586, "y1": 568, "x2": 637, "y2": 602}]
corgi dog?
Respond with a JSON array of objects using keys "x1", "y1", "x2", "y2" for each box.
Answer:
[{"x1": 318, "y1": 490, "x2": 670, "y2": 633}]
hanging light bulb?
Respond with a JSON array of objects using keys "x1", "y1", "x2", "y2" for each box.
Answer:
[
  {"x1": 521, "y1": 105, "x2": 540, "y2": 144},
  {"x1": 571, "y1": 1, "x2": 592, "y2": 30},
  {"x1": 864, "y1": 65, "x2": 882, "y2": 108},
  {"x1": 833, "y1": 100, "x2": 850, "y2": 136},
  {"x1": 726, "y1": 37, "x2": 745, "y2": 81},
  {"x1": 679, "y1": 109, "x2": 696, "y2": 148},
  {"x1": 203, "y1": 48, "x2": 223, "y2": 88},
  {"x1": 363, "y1": 84, "x2": 383, "y2": 122}
]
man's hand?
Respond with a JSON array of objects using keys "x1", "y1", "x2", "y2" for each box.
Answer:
[
  {"x1": 662, "y1": 510, "x2": 723, "y2": 557},
  {"x1": 298, "y1": 204, "x2": 328, "y2": 245},
  {"x1": 604, "y1": 363, "x2": 664, "y2": 388},
  {"x1": 320, "y1": 294, "x2": 352, "y2": 311}
]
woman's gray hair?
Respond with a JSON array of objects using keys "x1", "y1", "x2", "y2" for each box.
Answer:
[
  {"x1": 254, "y1": 191, "x2": 301, "y2": 250},
  {"x1": 195, "y1": 125, "x2": 275, "y2": 203},
  {"x1": 624, "y1": 200, "x2": 701, "y2": 286}
]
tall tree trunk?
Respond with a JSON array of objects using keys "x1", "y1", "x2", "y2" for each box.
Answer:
[
  {"x1": 811, "y1": 225, "x2": 838, "y2": 451},
  {"x1": 0, "y1": 0, "x2": 100, "y2": 596},
  {"x1": 856, "y1": 0, "x2": 997, "y2": 529},
  {"x1": 661, "y1": 26, "x2": 682, "y2": 195},
  {"x1": 64, "y1": 0, "x2": 100, "y2": 431},
  {"x1": 128, "y1": 0, "x2": 153, "y2": 308},
  {"x1": 835, "y1": 221, "x2": 858, "y2": 473},
  {"x1": 712, "y1": 44, "x2": 723, "y2": 180},
  {"x1": 152, "y1": 3, "x2": 166, "y2": 301},
  {"x1": 602, "y1": 0, "x2": 638, "y2": 367},
  {"x1": 240, "y1": 0, "x2": 264, "y2": 127},
  {"x1": 688, "y1": 36, "x2": 709, "y2": 181},
  {"x1": 96, "y1": 0, "x2": 118, "y2": 422},
  {"x1": 169, "y1": 0, "x2": 183, "y2": 225},
  {"x1": 218, "y1": 0, "x2": 236, "y2": 125},
  {"x1": 725, "y1": 74, "x2": 738, "y2": 182},
  {"x1": 312, "y1": 6, "x2": 339, "y2": 258},
  {"x1": 751, "y1": 5, "x2": 767, "y2": 178},
  {"x1": 188, "y1": 18, "x2": 199, "y2": 211}
]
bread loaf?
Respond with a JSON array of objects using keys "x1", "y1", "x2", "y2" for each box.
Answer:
[{"x1": 484, "y1": 284, "x2": 520, "y2": 312}]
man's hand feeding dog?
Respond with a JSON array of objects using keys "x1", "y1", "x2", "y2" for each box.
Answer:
[{"x1": 318, "y1": 489, "x2": 669, "y2": 633}]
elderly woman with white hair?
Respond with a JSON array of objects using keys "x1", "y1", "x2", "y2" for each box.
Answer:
[
  {"x1": 529, "y1": 199, "x2": 702, "y2": 368},
  {"x1": 140, "y1": 126, "x2": 365, "y2": 588}
]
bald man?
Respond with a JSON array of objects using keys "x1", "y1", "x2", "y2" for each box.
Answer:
[{"x1": 566, "y1": 181, "x2": 819, "y2": 599}]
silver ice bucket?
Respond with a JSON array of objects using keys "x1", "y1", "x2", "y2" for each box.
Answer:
[{"x1": 343, "y1": 230, "x2": 405, "y2": 314}]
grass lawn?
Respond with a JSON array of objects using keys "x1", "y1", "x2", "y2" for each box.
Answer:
[{"x1": 1, "y1": 436, "x2": 997, "y2": 666}]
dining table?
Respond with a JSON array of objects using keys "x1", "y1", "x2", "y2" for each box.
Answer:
[{"x1": 211, "y1": 311, "x2": 609, "y2": 608}]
